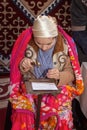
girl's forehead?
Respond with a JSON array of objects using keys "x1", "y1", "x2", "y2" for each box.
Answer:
[
  {"x1": 34, "y1": 37, "x2": 53, "y2": 41},
  {"x1": 34, "y1": 37, "x2": 55, "y2": 45}
]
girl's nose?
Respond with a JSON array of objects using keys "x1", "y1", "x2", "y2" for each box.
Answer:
[{"x1": 41, "y1": 45, "x2": 48, "y2": 51}]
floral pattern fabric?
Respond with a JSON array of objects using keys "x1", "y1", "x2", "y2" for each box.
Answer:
[{"x1": 9, "y1": 26, "x2": 84, "y2": 130}]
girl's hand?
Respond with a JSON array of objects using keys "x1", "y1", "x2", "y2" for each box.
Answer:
[
  {"x1": 46, "y1": 68, "x2": 60, "y2": 80},
  {"x1": 20, "y1": 57, "x2": 33, "y2": 73}
]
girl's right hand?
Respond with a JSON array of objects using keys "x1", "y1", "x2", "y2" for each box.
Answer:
[{"x1": 19, "y1": 57, "x2": 33, "y2": 73}]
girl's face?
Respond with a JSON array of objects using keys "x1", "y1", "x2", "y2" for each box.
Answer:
[{"x1": 34, "y1": 37, "x2": 56, "y2": 51}]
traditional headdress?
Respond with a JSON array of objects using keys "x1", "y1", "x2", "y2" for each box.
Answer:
[{"x1": 32, "y1": 15, "x2": 58, "y2": 37}]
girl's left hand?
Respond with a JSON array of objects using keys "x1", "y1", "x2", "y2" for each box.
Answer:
[{"x1": 46, "y1": 68, "x2": 60, "y2": 80}]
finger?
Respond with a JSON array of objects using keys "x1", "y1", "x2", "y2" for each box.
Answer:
[
  {"x1": 22, "y1": 59, "x2": 32, "y2": 68},
  {"x1": 47, "y1": 70, "x2": 59, "y2": 75},
  {"x1": 47, "y1": 73, "x2": 59, "y2": 79}
]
